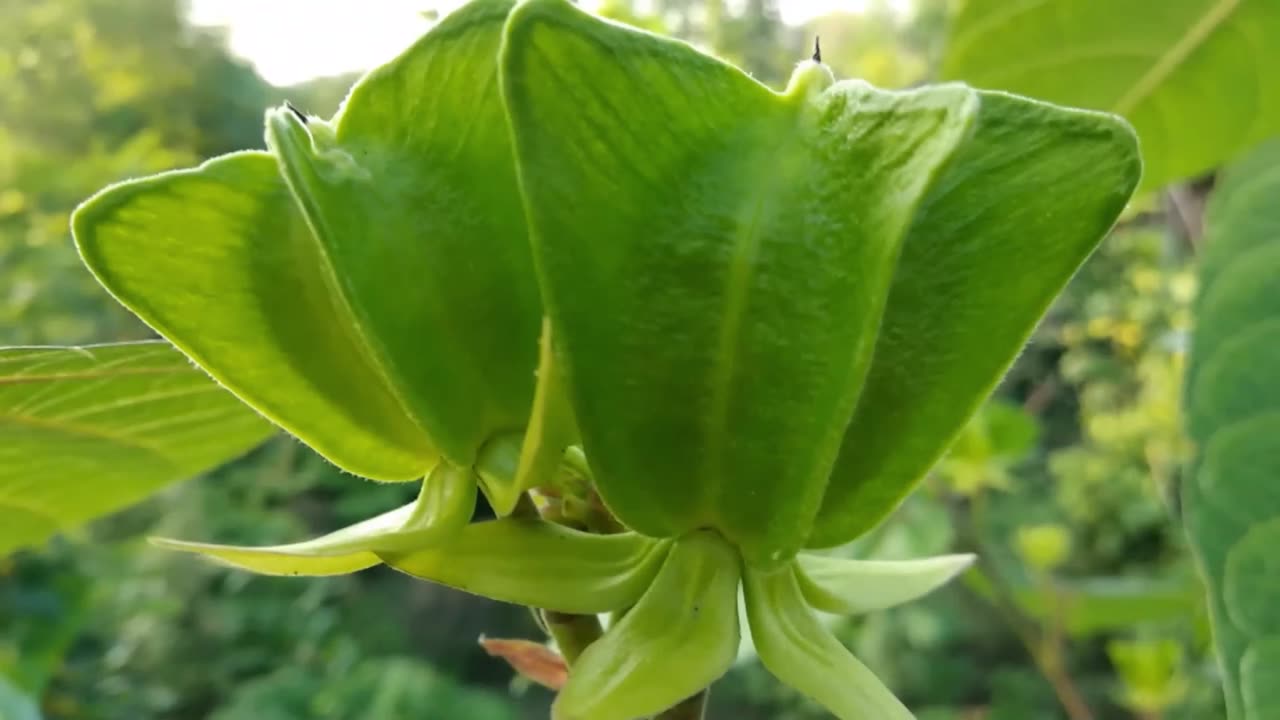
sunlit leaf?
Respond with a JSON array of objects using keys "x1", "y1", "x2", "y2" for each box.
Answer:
[
  {"x1": 0, "y1": 342, "x2": 271, "y2": 554},
  {"x1": 942, "y1": 0, "x2": 1280, "y2": 190}
]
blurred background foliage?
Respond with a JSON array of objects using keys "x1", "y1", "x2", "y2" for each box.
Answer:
[{"x1": 0, "y1": 0, "x2": 1243, "y2": 718}]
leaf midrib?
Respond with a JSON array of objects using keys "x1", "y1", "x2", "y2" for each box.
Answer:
[
  {"x1": 702, "y1": 184, "x2": 771, "y2": 502},
  {"x1": 949, "y1": 0, "x2": 1243, "y2": 117},
  {"x1": 1112, "y1": 0, "x2": 1241, "y2": 115}
]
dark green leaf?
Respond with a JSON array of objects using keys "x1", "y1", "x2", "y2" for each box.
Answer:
[{"x1": 1183, "y1": 139, "x2": 1280, "y2": 719}]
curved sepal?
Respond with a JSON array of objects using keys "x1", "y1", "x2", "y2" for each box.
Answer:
[
  {"x1": 151, "y1": 462, "x2": 476, "y2": 576},
  {"x1": 813, "y1": 91, "x2": 1141, "y2": 545},
  {"x1": 380, "y1": 518, "x2": 668, "y2": 614},
  {"x1": 744, "y1": 563, "x2": 912, "y2": 720},
  {"x1": 72, "y1": 152, "x2": 434, "y2": 481},
  {"x1": 797, "y1": 553, "x2": 974, "y2": 615},
  {"x1": 266, "y1": 0, "x2": 541, "y2": 468},
  {"x1": 552, "y1": 530, "x2": 741, "y2": 720},
  {"x1": 503, "y1": 0, "x2": 980, "y2": 566}
]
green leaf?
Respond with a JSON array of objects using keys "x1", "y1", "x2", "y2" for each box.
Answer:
[
  {"x1": 73, "y1": 152, "x2": 432, "y2": 481},
  {"x1": 266, "y1": 0, "x2": 540, "y2": 468},
  {"x1": 812, "y1": 91, "x2": 1140, "y2": 546},
  {"x1": 503, "y1": 0, "x2": 980, "y2": 566},
  {"x1": 743, "y1": 563, "x2": 912, "y2": 720},
  {"x1": 151, "y1": 461, "x2": 476, "y2": 576},
  {"x1": 553, "y1": 530, "x2": 740, "y2": 720},
  {"x1": 1183, "y1": 140, "x2": 1280, "y2": 719},
  {"x1": 796, "y1": 552, "x2": 974, "y2": 615},
  {"x1": 941, "y1": 0, "x2": 1280, "y2": 190},
  {"x1": 379, "y1": 518, "x2": 669, "y2": 614},
  {"x1": 0, "y1": 676, "x2": 41, "y2": 720},
  {"x1": 0, "y1": 342, "x2": 271, "y2": 554}
]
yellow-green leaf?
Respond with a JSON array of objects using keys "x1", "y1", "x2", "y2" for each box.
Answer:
[
  {"x1": 0, "y1": 342, "x2": 271, "y2": 554},
  {"x1": 942, "y1": 0, "x2": 1280, "y2": 190}
]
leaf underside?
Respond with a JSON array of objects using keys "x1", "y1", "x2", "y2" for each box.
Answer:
[
  {"x1": 0, "y1": 342, "x2": 272, "y2": 554},
  {"x1": 942, "y1": 0, "x2": 1280, "y2": 190}
]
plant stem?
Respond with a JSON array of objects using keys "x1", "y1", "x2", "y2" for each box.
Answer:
[
  {"x1": 953, "y1": 495, "x2": 1095, "y2": 720},
  {"x1": 541, "y1": 610, "x2": 604, "y2": 664},
  {"x1": 654, "y1": 689, "x2": 709, "y2": 720},
  {"x1": 518, "y1": 489, "x2": 606, "y2": 664}
]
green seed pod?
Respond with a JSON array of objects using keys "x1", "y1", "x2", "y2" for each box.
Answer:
[
  {"x1": 497, "y1": 1, "x2": 1140, "y2": 716},
  {"x1": 809, "y1": 89, "x2": 1143, "y2": 547},
  {"x1": 72, "y1": 0, "x2": 541, "y2": 512},
  {"x1": 503, "y1": 0, "x2": 980, "y2": 569},
  {"x1": 504, "y1": 0, "x2": 1140, "y2": 562}
]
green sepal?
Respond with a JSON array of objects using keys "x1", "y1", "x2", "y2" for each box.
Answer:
[
  {"x1": 553, "y1": 530, "x2": 741, "y2": 720},
  {"x1": 380, "y1": 518, "x2": 668, "y2": 614},
  {"x1": 812, "y1": 90, "x2": 1141, "y2": 546},
  {"x1": 744, "y1": 563, "x2": 912, "y2": 720},
  {"x1": 150, "y1": 461, "x2": 476, "y2": 576},
  {"x1": 797, "y1": 552, "x2": 974, "y2": 615},
  {"x1": 265, "y1": 0, "x2": 541, "y2": 469},
  {"x1": 503, "y1": 0, "x2": 980, "y2": 566}
]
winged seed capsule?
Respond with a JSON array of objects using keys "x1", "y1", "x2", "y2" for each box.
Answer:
[
  {"x1": 486, "y1": 0, "x2": 1139, "y2": 715},
  {"x1": 71, "y1": 0, "x2": 1140, "y2": 717},
  {"x1": 72, "y1": 0, "x2": 550, "y2": 572}
]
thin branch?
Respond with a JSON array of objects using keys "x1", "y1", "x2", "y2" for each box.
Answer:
[
  {"x1": 541, "y1": 610, "x2": 604, "y2": 665},
  {"x1": 953, "y1": 495, "x2": 1095, "y2": 720}
]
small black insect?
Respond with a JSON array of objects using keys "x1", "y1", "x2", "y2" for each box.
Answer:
[
  {"x1": 812, "y1": 36, "x2": 822, "y2": 64},
  {"x1": 285, "y1": 100, "x2": 308, "y2": 123}
]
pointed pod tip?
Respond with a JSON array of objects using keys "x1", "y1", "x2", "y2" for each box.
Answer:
[{"x1": 783, "y1": 59, "x2": 835, "y2": 103}]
